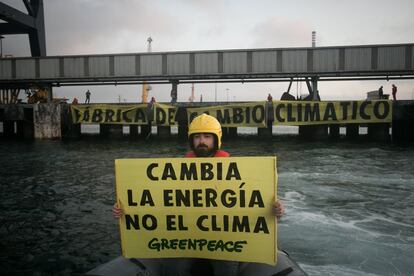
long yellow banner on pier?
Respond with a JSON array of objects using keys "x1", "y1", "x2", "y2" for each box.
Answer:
[
  {"x1": 70, "y1": 100, "x2": 392, "y2": 126},
  {"x1": 188, "y1": 100, "x2": 392, "y2": 126},
  {"x1": 115, "y1": 157, "x2": 278, "y2": 265},
  {"x1": 187, "y1": 102, "x2": 268, "y2": 127},
  {"x1": 270, "y1": 100, "x2": 392, "y2": 125},
  {"x1": 70, "y1": 103, "x2": 176, "y2": 125}
]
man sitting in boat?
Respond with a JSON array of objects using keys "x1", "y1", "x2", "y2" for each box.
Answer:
[{"x1": 113, "y1": 113, "x2": 285, "y2": 276}]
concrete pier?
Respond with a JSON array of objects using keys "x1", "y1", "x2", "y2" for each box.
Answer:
[
  {"x1": 221, "y1": 127, "x2": 229, "y2": 139},
  {"x1": 129, "y1": 125, "x2": 139, "y2": 138},
  {"x1": 258, "y1": 125, "x2": 272, "y2": 139},
  {"x1": 393, "y1": 120, "x2": 414, "y2": 143},
  {"x1": 299, "y1": 125, "x2": 328, "y2": 140},
  {"x1": 368, "y1": 123, "x2": 390, "y2": 142},
  {"x1": 392, "y1": 101, "x2": 414, "y2": 144},
  {"x1": 346, "y1": 124, "x2": 359, "y2": 139},
  {"x1": 2, "y1": 101, "x2": 414, "y2": 144},
  {"x1": 16, "y1": 121, "x2": 34, "y2": 139},
  {"x1": 3, "y1": 121, "x2": 15, "y2": 138},
  {"x1": 100, "y1": 124, "x2": 123, "y2": 138},
  {"x1": 157, "y1": 126, "x2": 171, "y2": 138},
  {"x1": 177, "y1": 123, "x2": 188, "y2": 141},
  {"x1": 140, "y1": 125, "x2": 151, "y2": 139},
  {"x1": 61, "y1": 104, "x2": 81, "y2": 139},
  {"x1": 228, "y1": 127, "x2": 237, "y2": 138},
  {"x1": 329, "y1": 125, "x2": 340, "y2": 139},
  {"x1": 33, "y1": 103, "x2": 61, "y2": 139}
]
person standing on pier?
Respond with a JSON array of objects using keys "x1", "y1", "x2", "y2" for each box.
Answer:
[
  {"x1": 267, "y1": 93, "x2": 273, "y2": 102},
  {"x1": 112, "y1": 113, "x2": 285, "y2": 276},
  {"x1": 85, "y1": 90, "x2": 91, "y2": 104},
  {"x1": 147, "y1": 97, "x2": 156, "y2": 124},
  {"x1": 378, "y1": 86, "x2": 384, "y2": 99},
  {"x1": 392, "y1": 84, "x2": 397, "y2": 100},
  {"x1": 171, "y1": 88, "x2": 177, "y2": 103}
]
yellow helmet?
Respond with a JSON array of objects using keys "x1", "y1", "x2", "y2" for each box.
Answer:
[{"x1": 188, "y1": 113, "x2": 222, "y2": 149}]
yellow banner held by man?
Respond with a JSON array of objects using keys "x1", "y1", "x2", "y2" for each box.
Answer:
[{"x1": 115, "y1": 157, "x2": 278, "y2": 265}]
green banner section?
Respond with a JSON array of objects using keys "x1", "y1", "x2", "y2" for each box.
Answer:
[
  {"x1": 70, "y1": 103, "x2": 177, "y2": 126},
  {"x1": 70, "y1": 100, "x2": 392, "y2": 127},
  {"x1": 271, "y1": 100, "x2": 392, "y2": 125},
  {"x1": 187, "y1": 102, "x2": 267, "y2": 127}
]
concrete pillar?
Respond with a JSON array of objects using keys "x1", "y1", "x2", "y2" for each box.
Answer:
[
  {"x1": 311, "y1": 77, "x2": 320, "y2": 101},
  {"x1": 157, "y1": 126, "x2": 171, "y2": 138},
  {"x1": 392, "y1": 120, "x2": 414, "y2": 144},
  {"x1": 221, "y1": 127, "x2": 229, "y2": 139},
  {"x1": 265, "y1": 102, "x2": 274, "y2": 122},
  {"x1": 100, "y1": 124, "x2": 123, "y2": 138},
  {"x1": 299, "y1": 125, "x2": 328, "y2": 139},
  {"x1": 16, "y1": 121, "x2": 34, "y2": 139},
  {"x1": 329, "y1": 125, "x2": 340, "y2": 139},
  {"x1": 60, "y1": 104, "x2": 81, "y2": 139},
  {"x1": 47, "y1": 86, "x2": 53, "y2": 103},
  {"x1": 175, "y1": 107, "x2": 188, "y2": 141},
  {"x1": 170, "y1": 80, "x2": 178, "y2": 103},
  {"x1": 99, "y1": 124, "x2": 109, "y2": 137},
  {"x1": 346, "y1": 124, "x2": 359, "y2": 139},
  {"x1": 3, "y1": 121, "x2": 15, "y2": 138},
  {"x1": 33, "y1": 103, "x2": 61, "y2": 139},
  {"x1": 177, "y1": 122, "x2": 188, "y2": 141},
  {"x1": 64, "y1": 123, "x2": 81, "y2": 139},
  {"x1": 368, "y1": 123, "x2": 390, "y2": 142},
  {"x1": 129, "y1": 125, "x2": 139, "y2": 137},
  {"x1": 258, "y1": 125, "x2": 272, "y2": 139},
  {"x1": 228, "y1": 127, "x2": 237, "y2": 138},
  {"x1": 140, "y1": 124, "x2": 151, "y2": 139}
]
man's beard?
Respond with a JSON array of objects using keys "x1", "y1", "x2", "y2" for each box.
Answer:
[{"x1": 194, "y1": 144, "x2": 215, "y2": 157}]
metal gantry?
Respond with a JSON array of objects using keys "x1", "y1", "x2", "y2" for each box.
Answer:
[{"x1": 0, "y1": 0, "x2": 46, "y2": 57}]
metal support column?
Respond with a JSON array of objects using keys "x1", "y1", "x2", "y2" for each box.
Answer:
[
  {"x1": 311, "y1": 77, "x2": 319, "y2": 101},
  {"x1": 129, "y1": 125, "x2": 139, "y2": 137},
  {"x1": 0, "y1": 0, "x2": 47, "y2": 57},
  {"x1": 346, "y1": 124, "x2": 359, "y2": 139},
  {"x1": 170, "y1": 80, "x2": 179, "y2": 103},
  {"x1": 47, "y1": 85, "x2": 53, "y2": 103},
  {"x1": 329, "y1": 124, "x2": 340, "y2": 139},
  {"x1": 368, "y1": 123, "x2": 390, "y2": 142}
]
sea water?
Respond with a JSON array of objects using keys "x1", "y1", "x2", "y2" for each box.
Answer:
[{"x1": 0, "y1": 137, "x2": 413, "y2": 275}]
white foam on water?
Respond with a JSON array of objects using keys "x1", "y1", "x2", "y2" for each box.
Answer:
[
  {"x1": 366, "y1": 213, "x2": 414, "y2": 229},
  {"x1": 283, "y1": 191, "x2": 306, "y2": 201},
  {"x1": 288, "y1": 209, "x2": 386, "y2": 238},
  {"x1": 300, "y1": 263, "x2": 380, "y2": 276}
]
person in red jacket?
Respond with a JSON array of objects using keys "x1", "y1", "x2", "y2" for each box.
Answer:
[
  {"x1": 184, "y1": 113, "x2": 230, "y2": 158},
  {"x1": 113, "y1": 113, "x2": 284, "y2": 275}
]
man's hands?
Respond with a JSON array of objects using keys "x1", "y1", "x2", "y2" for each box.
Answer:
[
  {"x1": 112, "y1": 202, "x2": 123, "y2": 219},
  {"x1": 273, "y1": 200, "x2": 285, "y2": 220}
]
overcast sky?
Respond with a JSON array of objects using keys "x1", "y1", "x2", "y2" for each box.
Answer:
[{"x1": 2, "y1": 0, "x2": 414, "y2": 102}]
